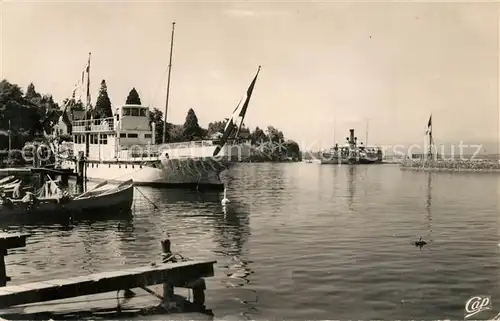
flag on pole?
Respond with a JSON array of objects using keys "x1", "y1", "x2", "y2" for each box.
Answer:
[
  {"x1": 213, "y1": 66, "x2": 261, "y2": 157},
  {"x1": 224, "y1": 99, "x2": 242, "y2": 132},
  {"x1": 85, "y1": 53, "x2": 91, "y2": 107},
  {"x1": 425, "y1": 114, "x2": 432, "y2": 135},
  {"x1": 71, "y1": 81, "x2": 79, "y2": 99}
]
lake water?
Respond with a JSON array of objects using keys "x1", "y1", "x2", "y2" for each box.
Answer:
[{"x1": 2, "y1": 163, "x2": 500, "y2": 320}]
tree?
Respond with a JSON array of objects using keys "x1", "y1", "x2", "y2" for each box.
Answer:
[
  {"x1": 181, "y1": 108, "x2": 203, "y2": 141},
  {"x1": 25, "y1": 83, "x2": 41, "y2": 100},
  {"x1": 62, "y1": 98, "x2": 85, "y2": 112},
  {"x1": 285, "y1": 140, "x2": 302, "y2": 160},
  {"x1": 94, "y1": 79, "x2": 113, "y2": 118},
  {"x1": 266, "y1": 125, "x2": 284, "y2": 143},
  {"x1": 0, "y1": 80, "x2": 60, "y2": 151},
  {"x1": 250, "y1": 126, "x2": 266, "y2": 145},
  {"x1": 126, "y1": 88, "x2": 141, "y2": 105},
  {"x1": 207, "y1": 120, "x2": 226, "y2": 137},
  {"x1": 167, "y1": 123, "x2": 184, "y2": 142},
  {"x1": 148, "y1": 108, "x2": 164, "y2": 144}
]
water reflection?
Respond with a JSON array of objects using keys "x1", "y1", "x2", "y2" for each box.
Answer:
[
  {"x1": 346, "y1": 166, "x2": 356, "y2": 211},
  {"x1": 0, "y1": 209, "x2": 133, "y2": 231},
  {"x1": 160, "y1": 189, "x2": 222, "y2": 204},
  {"x1": 213, "y1": 200, "x2": 251, "y2": 258},
  {"x1": 426, "y1": 173, "x2": 433, "y2": 243}
]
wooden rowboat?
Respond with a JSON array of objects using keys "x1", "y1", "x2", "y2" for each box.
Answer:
[{"x1": 0, "y1": 179, "x2": 134, "y2": 217}]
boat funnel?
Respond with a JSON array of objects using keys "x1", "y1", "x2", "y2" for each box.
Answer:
[{"x1": 349, "y1": 129, "x2": 355, "y2": 145}]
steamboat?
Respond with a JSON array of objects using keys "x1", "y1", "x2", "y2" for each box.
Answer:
[
  {"x1": 320, "y1": 129, "x2": 383, "y2": 165},
  {"x1": 53, "y1": 23, "x2": 260, "y2": 190},
  {"x1": 55, "y1": 103, "x2": 252, "y2": 189}
]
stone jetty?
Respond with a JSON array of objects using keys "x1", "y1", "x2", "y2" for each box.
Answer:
[{"x1": 400, "y1": 159, "x2": 500, "y2": 172}]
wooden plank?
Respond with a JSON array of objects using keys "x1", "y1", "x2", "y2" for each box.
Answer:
[
  {"x1": 0, "y1": 260, "x2": 215, "y2": 309},
  {"x1": 0, "y1": 233, "x2": 30, "y2": 250},
  {"x1": 0, "y1": 287, "x2": 213, "y2": 320}
]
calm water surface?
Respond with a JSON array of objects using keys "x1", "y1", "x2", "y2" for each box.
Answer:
[{"x1": 2, "y1": 163, "x2": 500, "y2": 320}]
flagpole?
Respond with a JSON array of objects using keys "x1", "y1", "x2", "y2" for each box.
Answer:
[
  {"x1": 163, "y1": 22, "x2": 176, "y2": 144},
  {"x1": 85, "y1": 52, "x2": 91, "y2": 158},
  {"x1": 8, "y1": 120, "x2": 11, "y2": 152},
  {"x1": 428, "y1": 113, "x2": 433, "y2": 159},
  {"x1": 85, "y1": 52, "x2": 91, "y2": 119}
]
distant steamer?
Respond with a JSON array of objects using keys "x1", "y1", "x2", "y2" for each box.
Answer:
[{"x1": 320, "y1": 129, "x2": 383, "y2": 165}]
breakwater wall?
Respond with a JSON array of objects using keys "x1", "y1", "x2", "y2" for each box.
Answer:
[{"x1": 400, "y1": 159, "x2": 500, "y2": 173}]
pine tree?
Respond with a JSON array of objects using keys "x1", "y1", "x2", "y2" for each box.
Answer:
[
  {"x1": 182, "y1": 108, "x2": 203, "y2": 141},
  {"x1": 126, "y1": 88, "x2": 141, "y2": 105},
  {"x1": 94, "y1": 79, "x2": 113, "y2": 118}
]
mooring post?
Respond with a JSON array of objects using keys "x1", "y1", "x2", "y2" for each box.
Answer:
[{"x1": 161, "y1": 239, "x2": 175, "y2": 304}]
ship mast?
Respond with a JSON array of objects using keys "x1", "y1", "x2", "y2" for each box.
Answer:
[
  {"x1": 428, "y1": 114, "x2": 433, "y2": 159},
  {"x1": 85, "y1": 52, "x2": 91, "y2": 158},
  {"x1": 163, "y1": 22, "x2": 176, "y2": 144},
  {"x1": 365, "y1": 119, "x2": 369, "y2": 146}
]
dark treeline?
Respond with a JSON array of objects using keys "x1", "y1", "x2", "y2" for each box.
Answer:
[{"x1": 0, "y1": 79, "x2": 302, "y2": 161}]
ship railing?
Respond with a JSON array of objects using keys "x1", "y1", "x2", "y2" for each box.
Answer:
[
  {"x1": 72, "y1": 117, "x2": 115, "y2": 133},
  {"x1": 155, "y1": 138, "x2": 251, "y2": 150}
]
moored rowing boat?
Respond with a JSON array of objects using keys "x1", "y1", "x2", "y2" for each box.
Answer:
[{"x1": 0, "y1": 179, "x2": 134, "y2": 217}]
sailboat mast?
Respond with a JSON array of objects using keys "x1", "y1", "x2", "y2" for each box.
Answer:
[{"x1": 163, "y1": 22, "x2": 176, "y2": 144}]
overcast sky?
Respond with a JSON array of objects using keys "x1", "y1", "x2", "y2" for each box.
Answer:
[{"x1": 1, "y1": 1, "x2": 499, "y2": 150}]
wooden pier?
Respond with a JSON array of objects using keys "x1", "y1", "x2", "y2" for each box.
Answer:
[
  {"x1": 0, "y1": 238, "x2": 216, "y2": 319},
  {"x1": 0, "y1": 260, "x2": 215, "y2": 309},
  {"x1": 0, "y1": 233, "x2": 30, "y2": 287}
]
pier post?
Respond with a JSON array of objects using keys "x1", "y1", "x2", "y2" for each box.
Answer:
[
  {"x1": 161, "y1": 239, "x2": 175, "y2": 304},
  {"x1": 190, "y1": 278, "x2": 206, "y2": 306},
  {"x1": 162, "y1": 241, "x2": 175, "y2": 306},
  {"x1": 160, "y1": 239, "x2": 207, "y2": 307},
  {"x1": 76, "y1": 151, "x2": 85, "y2": 192}
]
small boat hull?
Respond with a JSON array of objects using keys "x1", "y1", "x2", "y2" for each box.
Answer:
[
  {"x1": 320, "y1": 157, "x2": 382, "y2": 165},
  {"x1": 0, "y1": 181, "x2": 134, "y2": 218}
]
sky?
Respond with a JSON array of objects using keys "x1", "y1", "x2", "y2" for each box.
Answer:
[{"x1": 1, "y1": 1, "x2": 499, "y2": 151}]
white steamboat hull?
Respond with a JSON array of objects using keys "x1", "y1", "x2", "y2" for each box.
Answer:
[{"x1": 61, "y1": 157, "x2": 235, "y2": 189}]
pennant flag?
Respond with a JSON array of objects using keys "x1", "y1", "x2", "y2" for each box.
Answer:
[
  {"x1": 425, "y1": 114, "x2": 432, "y2": 135},
  {"x1": 71, "y1": 81, "x2": 79, "y2": 99},
  {"x1": 213, "y1": 66, "x2": 261, "y2": 157},
  {"x1": 224, "y1": 99, "x2": 242, "y2": 132},
  {"x1": 235, "y1": 65, "x2": 261, "y2": 136},
  {"x1": 85, "y1": 53, "x2": 91, "y2": 108}
]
